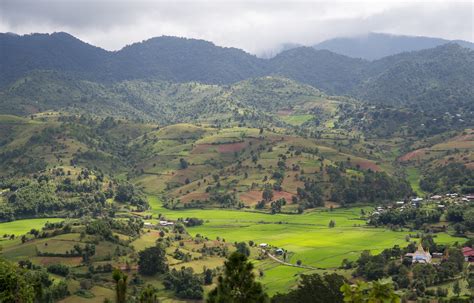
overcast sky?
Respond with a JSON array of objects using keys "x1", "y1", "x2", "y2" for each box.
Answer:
[{"x1": 1, "y1": 0, "x2": 473, "y2": 55}]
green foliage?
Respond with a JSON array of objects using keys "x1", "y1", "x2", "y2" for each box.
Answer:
[
  {"x1": 327, "y1": 166, "x2": 413, "y2": 205},
  {"x1": 271, "y1": 273, "x2": 345, "y2": 303},
  {"x1": 420, "y1": 163, "x2": 474, "y2": 194},
  {"x1": 340, "y1": 279, "x2": 400, "y2": 303},
  {"x1": 113, "y1": 268, "x2": 128, "y2": 303},
  {"x1": 207, "y1": 252, "x2": 268, "y2": 303},
  {"x1": 138, "y1": 245, "x2": 168, "y2": 276},
  {"x1": 370, "y1": 207, "x2": 441, "y2": 228},
  {"x1": 235, "y1": 242, "x2": 250, "y2": 257},
  {"x1": 163, "y1": 267, "x2": 203, "y2": 299},
  {"x1": 138, "y1": 284, "x2": 160, "y2": 303},
  {"x1": 46, "y1": 264, "x2": 69, "y2": 277},
  {"x1": 0, "y1": 258, "x2": 35, "y2": 302}
]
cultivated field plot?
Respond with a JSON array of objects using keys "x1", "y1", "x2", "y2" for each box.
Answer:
[{"x1": 148, "y1": 196, "x2": 462, "y2": 269}]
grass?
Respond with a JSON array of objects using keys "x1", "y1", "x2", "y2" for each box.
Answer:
[
  {"x1": 280, "y1": 114, "x2": 313, "y2": 126},
  {"x1": 60, "y1": 286, "x2": 115, "y2": 303},
  {"x1": 406, "y1": 167, "x2": 426, "y2": 196},
  {"x1": 0, "y1": 218, "x2": 64, "y2": 235},
  {"x1": 148, "y1": 195, "x2": 463, "y2": 268}
]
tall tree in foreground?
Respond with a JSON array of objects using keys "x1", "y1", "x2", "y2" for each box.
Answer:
[
  {"x1": 271, "y1": 273, "x2": 345, "y2": 303},
  {"x1": 112, "y1": 268, "x2": 128, "y2": 303},
  {"x1": 207, "y1": 252, "x2": 268, "y2": 303},
  {"x1": 0, "y1": 258, "x2": 35, "y2": 302}
]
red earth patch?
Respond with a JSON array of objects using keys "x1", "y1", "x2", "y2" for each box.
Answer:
[
  {"x1": 192, "y1": 144, "x2": 214, "y2": 154},
  {"x1": 217, "y1": 141, "x2": 247, "y2": 153},
  {"x1": 180, "y1": 192, "x2": 210, "y2": 203},
  {"x1": 277, "y1": 109, "x2": 293, "y2": 116},
  {"x1": 239, "y1": 190, "x2": 295, "y2": 205},
  {"x1": 36, "y1": 256, "x2": 82, "y2": 266},
  {"x1": 351, "y1": 159, "x2": 382, "y2": 171},
  {"x1": 399, "y1": 148, "x2": 427, "y2": 162}
]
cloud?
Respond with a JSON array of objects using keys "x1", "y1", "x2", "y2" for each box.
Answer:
[{"x1": 0, "y1": 0, "x2": 472, "y2": 55}]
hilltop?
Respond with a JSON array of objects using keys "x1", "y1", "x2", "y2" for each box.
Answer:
[{"x1": 2, "y1": 32, "x2": 473, "y2": 112}]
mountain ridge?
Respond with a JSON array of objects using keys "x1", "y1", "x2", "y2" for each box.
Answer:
[
  {"x1": 1, "y1": 32, "x2": 473, "y2": 111},
  {"x1": 313, "y1": 32, "x2": 474, "y2": 60}
]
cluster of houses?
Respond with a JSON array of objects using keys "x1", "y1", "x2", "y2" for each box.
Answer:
[
  {"x1": 259, "y1": 243, "x2": 284, "y2": 255},
  {"x1": 372, "y1": 193, "x2": 474, "y2": 216},
  {"x1": 404, "y1": 243, "x2": 474, "y2": 264},
  {"x1": 144, "y1": 220, "x2": 175, "y2": 228},
  {"x1": 405, "y1": 243, "x2": 432, "y2": 264}
]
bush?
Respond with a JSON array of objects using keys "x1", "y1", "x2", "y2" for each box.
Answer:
[{"x1": 47, "y1": 264, "x2": 70, "y2": 277}]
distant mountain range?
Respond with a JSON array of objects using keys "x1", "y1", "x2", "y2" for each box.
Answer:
[
  {"x1": 1, "y1": 32, "x2": 473, "y2": 111},
  {"x1": 312, "y1": 32, "x2": 474, "y2": 60}
]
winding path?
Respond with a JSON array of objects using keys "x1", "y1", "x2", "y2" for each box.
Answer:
[{"x1": 263, "y1": 249, "x2": 325, "y2": 270}]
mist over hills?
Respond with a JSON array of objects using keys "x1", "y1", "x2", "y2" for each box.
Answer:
[{"x1": 312, "y1": 32, "x2": 474, "y2": 60}]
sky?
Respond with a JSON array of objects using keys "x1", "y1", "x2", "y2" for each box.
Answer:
[{"x1": 1, "y1": 0, "x2": 473, "y2": 56}]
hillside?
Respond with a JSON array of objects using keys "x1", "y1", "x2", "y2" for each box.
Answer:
[
  {"x1": 0, "y1": 72, "x2": 331, "y2": 125},
  {"x1": 0, "y1": 32, "x2": 109, "y2": 87},
  {"x1": 2, "y1": 32, "x2": 473, "y2": 114},
  {"x1": 268, "y1": 47, "x2": 367, "y2": 94},
  {"x1": 108, "y1": 36, "x2": 267, "y2": 84},
  {"x1": 353, "y1": 44, "x2": 474, "y2": 125},
  {"x1": 313, "y1": 32, "x2": 474, "y2": 60}
]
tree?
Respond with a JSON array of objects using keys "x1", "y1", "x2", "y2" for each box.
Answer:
[
  {"x1": 113, "y1": 269, "x2": 128, "y2": 303},
  {"x1": 139, "y1": 284, "x2": 160, "y2": 303},
  {"x1": 204, "y1": 268, "x2": 214, "y2": 285},
  {"x1": 0, "y1": 258, "x2": 35, "y2": 302},
  {"x1": 179, "y1": 158, "x2": 189, "y2": 169},
  {"x1": 236, "y1": 242, "x2": 250, "y2": 257},
  {"x1": 207, "y1": 252, "x2": 268, "y2": 303},
  {"x1": 329, "y1": 220, "x2": 336, "y2": 228},
  {"x1": 138, "y1": 245, "x2": 168, "y2": 276},
  {"x1": 271, "y1": 273, "x2": 345, "y2": 303},
  {"x1": 453, "y1": 280, "x2": 461, "y2": 297},
  {"x1": 262, "y1": 186, "x2": 273, "y2": 202},
  {"x1": 340, "y1": 279, "x2": 400, "y2": 303},
  {"x1": 163, "y1": 267, "x2": 203, "y2": 299}
]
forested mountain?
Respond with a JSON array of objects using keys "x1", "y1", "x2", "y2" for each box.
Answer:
[
  {"x1": 354, "y1": 44, "x2": 474, "y2": 111},
  {"x1": 0, "y1": 32, "x2": 109, "y2": 87},
  {"x1": 0, "y1": 72, "x2": 321, "y2": 125},
  {"x1": 268, "y1": 47, "x2": 367, "y2": 94},
  {"x1": 0, "y1": 33, "x2": 267, "y2": 87},
  {"x1": 108, "y1": 36, "x2": 267, "y2": 84},
  {"x1": 313, "y1": 32, "x2": 474, "y2": 60},
  {"x1": 1, "y1": 32, "x2": 473, "y2": 120}
]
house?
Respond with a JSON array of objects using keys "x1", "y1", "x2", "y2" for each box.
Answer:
[
  {"x1": 462, "y1": 247, "x2": 474, "y2": 262},
  {"x1": 405, "y1": 243, "x2": 432, "y2": 264},
  {"x1": 159, "y1": 220, "x2": 174, "y2": 226},
  {"x1": 275, "y1": 248, "x2": 284, "y2": 255},
  {"x1": 465, "y1": 195, "x2": 474, "y2": 200},
  {"x1": 431, "y1": 195, "x2": 442, "y2": 200},
  {"x1": 411, "y1": 197, "x2": 424, "y2": 203},
  {"x1": 144, "y1": 222, "x2": 154, "y2": 228},
  {"x1": 259, "y1": 243, "x2": 268, "y2": 248},
  {"x1": 396, "y1": 201, "x2": 404, "y2": 205}
]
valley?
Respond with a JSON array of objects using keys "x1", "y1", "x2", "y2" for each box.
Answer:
[{"x1": 0, "y1": 31, "x2": 473, "y2": 302}]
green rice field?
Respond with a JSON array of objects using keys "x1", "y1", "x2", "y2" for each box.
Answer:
[
  {"x1": 149, "y1": 196, "x2": 461, "y2": 268},
  {"x1": 0, "y1": 218, "x2": 64, "y2": 236}
]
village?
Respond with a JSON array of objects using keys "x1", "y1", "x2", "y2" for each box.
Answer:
[{"x1": 371, "y1": 193, "x2": 474, "y2": 265}]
